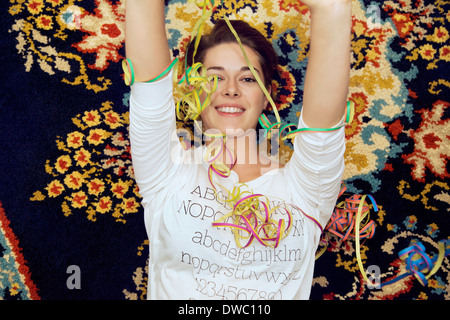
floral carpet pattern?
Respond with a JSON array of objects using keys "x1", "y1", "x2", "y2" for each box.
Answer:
[{"x1": 0, "y1": 0, "x2": 448, "y2": 300}]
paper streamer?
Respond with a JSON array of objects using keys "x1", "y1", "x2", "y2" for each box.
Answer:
[
  {"x1": 379, "y1": 240, "x2": 449, "y2": 288},
  {"x1": 212, "y1": 191, "x2": 293, "y2": 248},
  {"x1": 315, "y1": 185, "x2": 378, "y2": 286}
]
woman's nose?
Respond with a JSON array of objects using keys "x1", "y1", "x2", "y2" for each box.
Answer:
[{"x1": 222, "y1": 79, "x2": 240, "y2": 97}]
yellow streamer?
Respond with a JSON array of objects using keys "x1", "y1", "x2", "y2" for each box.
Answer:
[
  {"x1": 355, "y1": 195, "x2": 372, "y2": 286},
  {"x1": 425, "y1": 241, "x2": 446, "y2": 281}
]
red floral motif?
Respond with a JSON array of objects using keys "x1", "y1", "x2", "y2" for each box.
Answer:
[
  {"x1": 402, "y1": 100, "x2": 449, "y2": 182},
  {"x1": 73, "y1": 0, "x2": 125, "y2": 70},
  {"x1": 386, "y1": 119, "x2": 404, "y2": 141}
]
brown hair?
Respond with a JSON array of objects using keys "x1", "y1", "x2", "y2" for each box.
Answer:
[{"x1": 186, "y1": 19, "x2": 279, "y2": 88}]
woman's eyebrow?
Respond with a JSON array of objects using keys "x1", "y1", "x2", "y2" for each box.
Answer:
[
  {"x1": 206, "y1": 66, "x2": 225, "y2": 71},
  {"x1": 207, "y1": 66, "x2": 261, "y2": 74},
  {"x1": 240, "y1": 66, "x2": 261, "y2": 74}
]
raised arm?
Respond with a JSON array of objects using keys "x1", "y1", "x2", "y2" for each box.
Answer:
[
  {"x1": 126, "y1": 1, "x2": 182, "y2": 199},
  {"x1": 125, "y1": 0, "x2": 171, "y2": 81},
  {"x1": 301, "y1": 0, "x2": 352, "y2": 128}
]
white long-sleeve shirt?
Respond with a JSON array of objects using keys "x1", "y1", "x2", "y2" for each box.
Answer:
[{"x1": 129, "y1": 71, "x2": 345, "y2": 300}]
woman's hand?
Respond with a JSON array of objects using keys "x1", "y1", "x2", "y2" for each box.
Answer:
[
  {"x1": 300, "y1": 0, "x2": 352, "y2": 128},
  {"x1": 125, "y1": 0, "x2": 171, "y2": 82}
]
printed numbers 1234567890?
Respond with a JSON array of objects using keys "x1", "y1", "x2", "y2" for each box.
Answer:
[{"x1": 195, "y1": 278, "x2": 282, "y2": 300}]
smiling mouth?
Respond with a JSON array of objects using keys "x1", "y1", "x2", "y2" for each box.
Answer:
[{"x1": 215, "y1": 106, "x2": 245, "y2": 114}]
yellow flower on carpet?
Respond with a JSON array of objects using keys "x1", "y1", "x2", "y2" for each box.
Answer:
[
  {"x1": 64, "y1": 171, "x2": 84, "y2": 190},
  {"x1": 9, "y1": 4, "x2": 23, "y2": 16},
  {"x1": 404, "y1": 215, "x2": 418, "y2": 230},
  {"x1": 121, "y1": 197, "x2": 139, "y2": 214},
  {"x1": 82, "y1": 110, "x2": 101, "y2": 127},
  {"x1": 74, "y1": 148, "x2": 91, "y2": 167},
  {"x1": 9, "y1": 283, "x2": 20, "y2": 296},
  {"x1": 417, "y1": 292, "x2": 428, "y2": 300},
  {"x1": 36, "y1": 14, "x2": 53, "y2": 30},
  {"x1": 67, "y1": 131, "x2": 84, "y2": 149},
  {"x1": 386, "y1": 224, "x2": 395, "y2": 232},
  {"x1": 87, "y1": 128, "x2": 111, "y2": 146},
  {"x1": 440, "y1": 46, "x2": 450, "y2": 62},
  {"x1": 96, "y1": 196, "x2": 112, "y2": 213},
  {"x1": 132, "y1": 184, "x2": 140, "y2": 198},
  {"x1": 111, "y1": 179, "x2": 129, "y2": 199},
  {"x1": 426, "y1": 223, "x2": 439, "y2": 237},
  {"x1": 55, "y1": 155, "x2": 72, "y2": 174},
  {"x1": 46, "y1": 180, "x2": 65, "y2": 198},
  {"x1": 428, "y1": 278, "x2": 445, "y2": 292},
  {"x1": 103, "y1": 110, "x2": 123, "y2": 129},
  {"x1": 427, "y1": 26, "x2": 449, "y2": 44},
  {"x1": 391, "y1": 12, "x2": 414, "y2": 36},
  {"x1": 419, "y1": 44, "x2": 436, "y2": 60},
  {"x1": 26, "y1": 0, "x2": 43, "y2": 15},
  {"x1": 71, "y1": 191, "x2": 88, "y2": 208},
  {"x1": 87, "y1": 178, "x2": 105, "y2": 196}
]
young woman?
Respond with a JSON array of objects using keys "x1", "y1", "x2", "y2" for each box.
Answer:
[{"x1": 125, "y1": 0, "x2": 352, "y2": 300}]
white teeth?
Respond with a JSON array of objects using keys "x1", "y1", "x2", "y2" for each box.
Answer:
[{"x1": 217, "y1": 106, "x2": 244, "y2": 113}]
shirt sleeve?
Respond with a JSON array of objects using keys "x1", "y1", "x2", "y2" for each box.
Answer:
[
  {"x1": 285, "y1": 113, "x2": 346, "y2": 228},
  {"x1": 128, "y1": 71, "x2": 183, "y2": 199}
]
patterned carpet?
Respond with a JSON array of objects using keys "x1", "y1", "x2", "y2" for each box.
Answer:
[{"x1": 0, "y1": 0, "x2": 448, "y2": 300}]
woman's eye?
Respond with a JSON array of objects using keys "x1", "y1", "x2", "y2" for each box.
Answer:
[
  {"x1": 242, "y1": 77, "x2": 256, "y2": 83},
  {"x1": 210, "y1": 75, "x2": 222, "y2": 82}
]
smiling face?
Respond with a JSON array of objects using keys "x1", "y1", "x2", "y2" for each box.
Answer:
[{"x1": 199, "y1": 43, "x2": 270, "y2": 137}]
